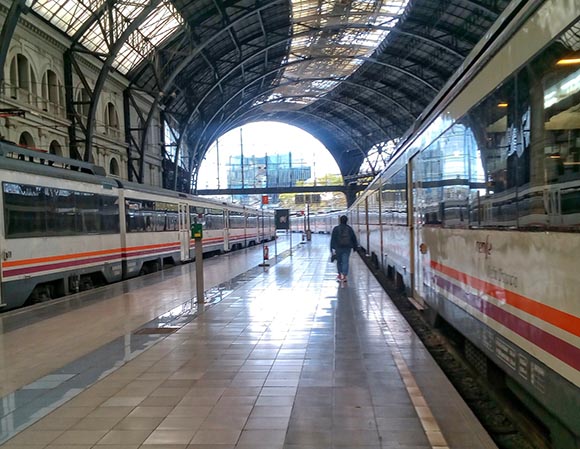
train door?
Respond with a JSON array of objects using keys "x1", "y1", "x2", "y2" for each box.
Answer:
[
  {"x1": 223, "y1": 210, "x2": 230, "y2": 251},
  {"x1": 410, "y1": 157, "x2": 427, "y2": 306},
  {"x1": 544, "y1": 187, "x2": 562, "y2": 226},
  {"x1": 0, "y1": 240, "x2": 3, "y2": 308},
  {"x1": 365, "y1": 197, "x2": 370, "y2": 253},
  {"x1": 178, "y1": 203, "x2": 190, "y2": 262}
]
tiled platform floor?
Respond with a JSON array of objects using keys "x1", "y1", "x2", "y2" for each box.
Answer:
[{"x1": 0, "y1": 235, "x2": 496, "y2": 449}]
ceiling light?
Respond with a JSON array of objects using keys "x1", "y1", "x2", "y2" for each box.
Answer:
[
  {"x1": 497, "y1": 102, "x2": 508, "y2": 108},
  {"x1": 556, "y1": 57, "x2": 580, "y2": 66}
]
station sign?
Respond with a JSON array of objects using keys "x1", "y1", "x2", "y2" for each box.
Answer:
[
  {"x1": 191, "y1": 223, "x2": 203, "y2": 239},
  {"x1": 275, "y1": 209, "x2": 290, "y2": 230}
]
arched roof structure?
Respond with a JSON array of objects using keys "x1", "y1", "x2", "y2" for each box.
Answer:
[{"x1": 0, "y1": 0, "x2": 512, "y2": 190}]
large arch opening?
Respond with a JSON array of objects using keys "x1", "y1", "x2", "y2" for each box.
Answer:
[{"x1": 197, "y1": 121, "x2": 345, "y2": 210}]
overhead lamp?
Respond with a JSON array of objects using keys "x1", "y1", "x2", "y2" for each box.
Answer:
[
  {"x1": 497, "y1": 102, "x2": 508, "y2": 108},
  {"x1": 556, "y1": 56, "x2": 580, "y2": 66}
]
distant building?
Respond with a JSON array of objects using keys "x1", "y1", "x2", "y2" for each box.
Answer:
[{"x1": 227, "y1": 152, "x2": 312, "y2": 204}]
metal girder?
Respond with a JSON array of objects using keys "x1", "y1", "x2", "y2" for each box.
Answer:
[
  {"x1": 211, "y1": 0, "x2": 243, "y2": 57},
  {"x1": 138, "y1": 0, "x2": 287, "y2": 189},
  {"x1": 70, "y1": 2, "x2": 109, "y2": 44},
  {"x1": 221, "y1": 94, "x2": 391, "y2": 148},
  {"x1": 189, "y1": 81, "x2": 388, "y2": 177},
  {"x1": 216, "y1": 108, "x2": 367, "y2": 162},
  {"x1": 306, "y1": 24, "x2": 465, "y2": 59},
  {"x1": 455, "y1": 0, "x2": 498, "y2": 19},
  {"x1": 188, "y1": 77, "x2": 408, "y2": 173},
  {"x1": 162, "y1": 19, "x2": 454, "y2": 118},
  {"x1": 0, "y1": 0, "x2": 29, "y2": 88},
  {"x1": 159, "y1": 0, "x2": 284, "y2": 96},
  {"x1": 124, "y1": 88, "x2": 155, "y2": 182},
  {"x1": 64, "y1": 50, "x2": 93, "y2": 160},
  {"x1": 184, "y1": 37, "x2": 438, "y2": 124},
  {"x1": 81, "y1": 0, "x2": 162, "y2": 162},
  {"x1": 145, "y1": 2, "x2": 451, "y2": 189},
  {"x1": 187, "y1": 60, "x2": 415, "y2": 145}
]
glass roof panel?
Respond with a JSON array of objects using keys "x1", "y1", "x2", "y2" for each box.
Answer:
[
  {"x1": 30, "y1": 0, "x2": 183, "y2": 75},
  {"x1": 261, "y1": 0, "x2": 410, "y2": 110},
  {"x1": 32, "y1": 0, "x2": 103, "y2": 35}
]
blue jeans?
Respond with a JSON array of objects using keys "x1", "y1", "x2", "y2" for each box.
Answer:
[{"x1": 336, "y1": 248, "x2": 351, "y2": 276}]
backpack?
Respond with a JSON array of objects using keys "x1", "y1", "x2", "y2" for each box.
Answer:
[{"x1": 337, "y1": 225, "x2": 351, "y2": 247}]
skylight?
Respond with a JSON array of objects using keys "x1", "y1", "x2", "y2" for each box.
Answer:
[
  {"x1": 261, "y1": 0, "x2": 410, "y2": 110},
  {"x1": 31, "y1": 0, "x2": 183, "y2": 75}
]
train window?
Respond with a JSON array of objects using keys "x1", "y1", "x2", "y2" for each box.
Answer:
[
  {"x1": 462, "y1": 16, "x2": 580, "y2": 231},
  {"x1": 229, "y1": 211, "x2": 244, "y2": 229},
  {"x1": 126, "y1": 199, "x2": 180, "y2": 232},
  {"x1": 412, "y1": 123, "x2": 473, "y2": 229},
  {"x1": 533, "y1": 21, "x2": 580, "y2": 230},
  {"x1": 165, "y1": 211, "x2": 179, "y2": 231},
  {"x1": 3, "y1": 183, "x2": 46, "y2": 237},
  {"x1": 189, "y1": 206, "x2": 206, "y2": 226},
  {"x1": 3, "y1": 182, "x2": 120, "y2": 237},
  {"x1": 76, "y1": 191, "x2": 100, "y2": 233},
  {"x1": 381, "y1": 168, "x2": 407, "y2": 226},
  {"x1": 100, "y1": 196, "x2": 120, "y2": 233},
  {"x1": 205, "y1": 208, "x2": 223, "y2": 230},
  {"x1": 463, "y1": 76, "x2": 520, "y2": 229}
]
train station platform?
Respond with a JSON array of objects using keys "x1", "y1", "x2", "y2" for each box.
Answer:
[{"x1": 0, "y1": 235, "x2": 496, "y2": 449}]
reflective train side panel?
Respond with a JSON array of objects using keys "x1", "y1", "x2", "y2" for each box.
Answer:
[{"x1": 352, "y1": 1, "x2": 580, "y2": 446}]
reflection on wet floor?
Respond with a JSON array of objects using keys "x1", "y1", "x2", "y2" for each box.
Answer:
[
  {"x1": 0, "y1": 237, "x2": 495, "y2": 449},
  {"x1": 0, "y1": 249, "x2": 293, "y2": 444}
]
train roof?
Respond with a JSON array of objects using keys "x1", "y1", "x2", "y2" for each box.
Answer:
[{"x1": 0, "y1": 141, "x2": 117, "y2": 189}]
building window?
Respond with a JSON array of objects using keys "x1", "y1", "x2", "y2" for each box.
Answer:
[
  {"x1": 19, "y1": 131, "x2": 35, "y2": 149},
  {"x1": 76, "y1": 87, "x2": 91, "y2": 117},
  {"x1": 109, "y1": 157, "x2": 120, "y2": 176},
  {"x1": 49, "y1": 140, "x2": 62, "y2": 157},
  {"x1": 41, "y1": 70, "x2": 64, "y2": 116},
  {"x1": 105, "y1": 102, "x2": 120, "y2": 137},
  {"x1": 9, "y1": 54, "x2": 38, "y2": 105}
]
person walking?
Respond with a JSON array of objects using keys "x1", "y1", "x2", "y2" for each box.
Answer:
[{"x1": 330, "y1": 215, "x2": 358, "y2": 283}]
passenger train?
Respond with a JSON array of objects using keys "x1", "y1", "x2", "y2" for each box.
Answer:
[
  {"x1": 0, "y1": 142, "x2": 275, "y2": 311},
  {"x1": 350, "y1": 1, "x2": 580, "y2": 447}
]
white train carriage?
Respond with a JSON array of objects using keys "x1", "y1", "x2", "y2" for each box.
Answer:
[
  {"x1": 0, "y1": 145, "x2": 122, "y2": 308},
  {"x1": 0, "y1": 142, "x2": 275, "y2": 311},
  {"x1": 120, "y1": 183, "x2": 191, "y2": 277},
  {"x1": 351, "y1": 1, "x2": 580, "y2": 447},
  {"x1": 310, "y1": 211, "x2": 341, "y2": 234}
]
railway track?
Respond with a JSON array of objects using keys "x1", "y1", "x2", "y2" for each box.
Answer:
[{"x1": 359, "y1": 251, "x2": 551, "y2": 449}]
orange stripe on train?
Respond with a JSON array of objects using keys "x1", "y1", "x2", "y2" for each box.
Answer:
[{"x1": 430, "y1": 261, "x2": 580, "y2": 338}]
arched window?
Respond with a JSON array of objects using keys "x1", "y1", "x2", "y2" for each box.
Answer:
[
  {"x1": 109, "y1": 157, "x2": 120, "y2": 176},
  {"x1": 49, "y1": 140, "x2": 63, "y2": 157},
  {"x1": 19, "y1": 132, "x2": 35, "y2": 149},
  {"x1": 41, "y1": 70, "x2": 64, "y2": 115},
  {"x1": 76, "y1": 87, "x2": 91, "y2": 117},
  {"x1": 105, "y1": 102, "x2": 120, "y2": 137},
  {"x1": 9, "y1": 54, "x2": 37, "y2": 104}
]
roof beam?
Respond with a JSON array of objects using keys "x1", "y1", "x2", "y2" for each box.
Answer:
[
  {"x1": 189, "y1": 77, "x2": 398, "y2": 169},
  {"x1": 0, "y1": 0, "x2": 29, "y2": 88},
  {"x1": 82, "y1": 0, "x2": 163, "y2": 163}
]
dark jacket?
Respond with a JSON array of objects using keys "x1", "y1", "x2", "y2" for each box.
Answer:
[{"x1": 330, "y1": 223, "x2": 358, "y2": 250}]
